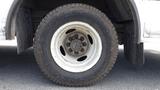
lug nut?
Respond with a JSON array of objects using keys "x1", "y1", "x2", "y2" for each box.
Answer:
[
  {"x1": 74, "y1": 51, "x2": 79, "y2": 55},
  {"x1": 81, "y1": 48, "x2": 85, "y2": 52},
  {"x1": 74, "y1": 34, "x2": 79, "y2": 39},
  {"x1": 68, "y1": 37, "x2": 73, "y2": 41},
  {"x1": 82, "y1": 42, "x2": 87, "y2": 46},
  {"x1": 68, "y1": 48, "x2": 73, "y2": 52},
  {"x1": 80, "y1": 37, "x2": 84, "y2": 41},
  {"x1": 66, "y1": 43, "x2": 70, "y2": 47}
]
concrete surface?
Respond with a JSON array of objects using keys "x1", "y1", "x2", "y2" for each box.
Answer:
[{"x1": 0, "y1": 46, "x2": 159, "y2": 90}]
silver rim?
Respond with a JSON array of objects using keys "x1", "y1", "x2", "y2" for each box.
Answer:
[{"x1": 50, "y1": 21, "x2": 102, "y2": 73}]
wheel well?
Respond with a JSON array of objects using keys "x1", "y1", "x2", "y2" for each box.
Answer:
[
  {"x1": 6, "y1": 0, "x2": 140, "y2": 53},
  {"x1": 24, "y1": 0, "x2": 136, "y2": 42}
]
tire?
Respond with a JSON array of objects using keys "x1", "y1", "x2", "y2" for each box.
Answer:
[{"x1": 34, "y1": 3, "x2": 118, "y2": 87}]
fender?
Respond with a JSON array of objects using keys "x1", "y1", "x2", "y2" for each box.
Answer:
[
  {"x1": 128, "y1": 0, "x2": 141, "y2": 43},
  {"x1": 5, "y1": 0, "x2": 141, "y2": 41}
]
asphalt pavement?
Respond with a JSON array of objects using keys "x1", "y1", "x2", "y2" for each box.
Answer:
[{"x1": 0, "y1": 46, "x2": 159, "y2": 90}]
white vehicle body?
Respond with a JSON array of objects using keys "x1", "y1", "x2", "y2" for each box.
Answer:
[
  {"x1": 136, "y1": 0, "x2": 160, "y2": 40},
  {"x1": 0, "y1": 0, "x2": 14, "y2": 40}
]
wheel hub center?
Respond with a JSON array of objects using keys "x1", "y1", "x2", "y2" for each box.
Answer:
[
  {"x1": 64, "y1": 31, "x2": 89, "y2": 57},
  {"x1": 70, "y1": 40, "x2": 82, "y2": 51}
]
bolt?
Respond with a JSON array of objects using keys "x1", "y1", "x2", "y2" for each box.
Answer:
[
  {"x1": 68, "y1": 48, "x2": 73, "y2": 52},
  {"x1": 80, "y1": 37, "x2": 84, "y2": 41},
  {"x1": 81, "y1": 48, "x2": 85, "y2": 52},
  {"x1": 68, "y1": 37, "x2": 73, "y2": 41},
  {"x1": 66, "y1": 43, "x2": 70, "y2": 47},
  {"x1": 74, "y1": 51, "x2": 79, "y2": 55},
  {"x1": 82, "y1": 42, "x2": 87, "y2": 46},
  {"x1": 74, "y1": 34, "x2": 79, "y2": 39}
]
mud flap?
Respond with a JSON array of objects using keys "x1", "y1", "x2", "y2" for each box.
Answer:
[
  {"x1": 136, "y1": 43, "x2": 145, "y2": 66},
  {"x1": 16, "y1": 8, "x2": 33, "y2": 53},
  {"x1": 124, "y1": 36, "x2": 145, "y2": 67}
]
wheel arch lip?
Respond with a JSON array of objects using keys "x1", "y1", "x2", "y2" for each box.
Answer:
[
  {"x1": 128, "y1": 0, "x2": 142, "y2": 43},
  {"x1": 5, "y1": 0, "x2": 23, "y2": 40}
]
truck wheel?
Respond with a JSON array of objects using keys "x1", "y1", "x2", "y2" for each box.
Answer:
[{"x1": 34, "y1": 4, "x2": 118, "y2": 86}]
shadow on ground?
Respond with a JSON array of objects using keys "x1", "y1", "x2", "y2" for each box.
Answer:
[{"x1": 0, "y1": 46, "x2": 159, "y2": 90}]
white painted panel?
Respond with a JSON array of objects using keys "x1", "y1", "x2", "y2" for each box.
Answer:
[
  {"x1": 0, "y1": 0, "x2": 14, "y2": 40},
  {"x1": 137, "y1": 0, "x2": 160, "y2": 38}
]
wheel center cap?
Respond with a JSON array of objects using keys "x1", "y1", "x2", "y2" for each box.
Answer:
[{"x1": 70, "y1": 40, "x2": 82, "y2": 51}]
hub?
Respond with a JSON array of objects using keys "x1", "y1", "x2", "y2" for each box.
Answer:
[{"x1": 64, "y1": 32, "x2": 89, "y2": 57}]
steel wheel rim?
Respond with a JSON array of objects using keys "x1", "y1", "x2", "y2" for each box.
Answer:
[{"x1": 50, "y1": 21, "x2": 102, "y2": 73}]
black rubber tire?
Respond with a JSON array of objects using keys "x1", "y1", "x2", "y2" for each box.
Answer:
[{"x1": 34, "y1": 3, "x2": 118, "y2": 87}]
